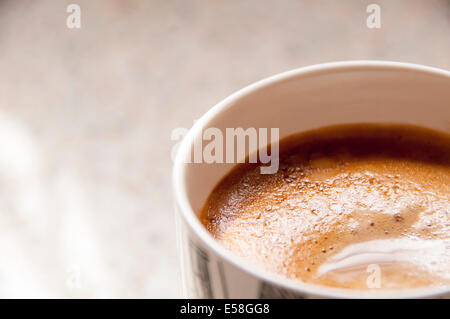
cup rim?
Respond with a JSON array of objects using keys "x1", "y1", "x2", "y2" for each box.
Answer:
[{"x1": 172, "y1": 60, "x2": 450, "y2": 298}]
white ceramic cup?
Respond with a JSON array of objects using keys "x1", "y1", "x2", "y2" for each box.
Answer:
[{"x1": 173, "y1": 61, "x2": 450, "y2": 298}]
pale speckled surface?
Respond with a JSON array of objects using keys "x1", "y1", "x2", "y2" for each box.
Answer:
[{"x1": 0, "y1": 0, "x2": 448, "y2": 298}]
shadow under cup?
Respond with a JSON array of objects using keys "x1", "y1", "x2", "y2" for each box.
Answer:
[{"x1": 173, "y1": 61, "x2": 450, "y2": 298}]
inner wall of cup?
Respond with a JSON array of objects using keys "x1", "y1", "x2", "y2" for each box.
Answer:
[{"x1": 183, "y1": 65, "x2": 450, "y2": 216}]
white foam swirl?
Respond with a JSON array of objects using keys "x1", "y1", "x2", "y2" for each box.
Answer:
[{"x1": 317, "y1": 238, "x2": 450, "y2": 280}]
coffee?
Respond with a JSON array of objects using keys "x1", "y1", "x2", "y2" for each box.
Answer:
[{"x1": 201, "y1": 124, "x2": 450, "y2": 290}]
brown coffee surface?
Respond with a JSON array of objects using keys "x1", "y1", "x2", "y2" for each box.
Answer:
[{"x1": 201, "y1": 124, "x2": 450, "y2": 290}]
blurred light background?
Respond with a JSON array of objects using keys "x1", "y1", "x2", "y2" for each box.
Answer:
[{"x1": 0, "y1": 0, "x2": 448, "y2": 298}]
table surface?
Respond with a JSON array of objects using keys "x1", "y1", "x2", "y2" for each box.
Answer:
[{"x1": 0, "y1": 0, "x2": 448, "y2": 297}]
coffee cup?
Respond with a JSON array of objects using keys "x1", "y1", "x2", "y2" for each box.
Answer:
[{"x1": 173, "y1": 61, "x2": 450, "y2": 298}]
